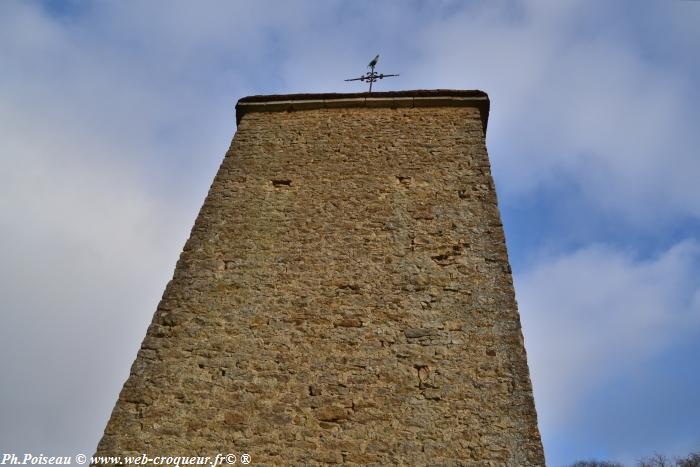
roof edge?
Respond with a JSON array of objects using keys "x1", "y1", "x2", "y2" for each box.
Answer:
[{"x1": 235, "y1": 89, "x2": 490, "y2": 133}]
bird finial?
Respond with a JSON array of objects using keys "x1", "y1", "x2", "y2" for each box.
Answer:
[{"x1": 368, "y1": 54, "x2": 379, "y2": 68}]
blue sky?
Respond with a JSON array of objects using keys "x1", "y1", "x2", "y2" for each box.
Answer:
[{"x1": 1, "y1": 1, "x2": 699, "y2": 465}]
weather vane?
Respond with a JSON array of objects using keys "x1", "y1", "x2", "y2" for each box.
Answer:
[{"x1": 344, "y1": 54, "x2": 399, "y2": 93}]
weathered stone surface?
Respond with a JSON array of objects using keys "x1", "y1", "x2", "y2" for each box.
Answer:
[{"x1": 95, "y1": 91, "x2": 545, "y2": 465}]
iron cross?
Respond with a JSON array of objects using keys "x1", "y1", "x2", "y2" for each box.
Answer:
[{"x1": 344, "y1": 54, "x2": 399, "y2": 93}]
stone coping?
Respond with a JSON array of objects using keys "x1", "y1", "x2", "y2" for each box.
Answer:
[{"x1": 235, "y1": 90, "x2": 490, "y2": 132}]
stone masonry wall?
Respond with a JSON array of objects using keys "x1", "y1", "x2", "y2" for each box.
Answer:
[{"x1": 95, "y1": 99, "x2": 545, "y2": 465}]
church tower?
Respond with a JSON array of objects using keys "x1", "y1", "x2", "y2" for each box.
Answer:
[{"x1": 96, "y1": 90, "x2": 545, "y2": 465}]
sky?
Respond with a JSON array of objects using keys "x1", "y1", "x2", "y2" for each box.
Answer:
[{"x1": 1, "y1": 1, "x2": 699, "y2": 465}]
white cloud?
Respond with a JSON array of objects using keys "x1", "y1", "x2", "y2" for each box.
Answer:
[
  {"x1": 0, "y1": 2, "x2": 207, "y2": 454},
  {"x1": 516, "y1": 240, "x2": 700, "y2": 432},
  {"x1": 404, "y1": 1, "x2": 700, "y2": 223},
  {"x1": 0, "y1": 127, "x2": 184, "y2": 453}
]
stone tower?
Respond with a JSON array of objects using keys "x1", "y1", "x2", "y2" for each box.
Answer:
[{"x1": 95, "y1": 90, "x2": 545, "y2": 465}]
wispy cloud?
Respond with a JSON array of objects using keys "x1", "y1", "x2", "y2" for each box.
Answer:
[
  {"x1": 517, "y1": 240, "x2": 700, "y2": 462},
  {"x1": 403, "y1": 1, "x2": 700, "y2": 224}
]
